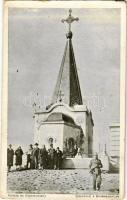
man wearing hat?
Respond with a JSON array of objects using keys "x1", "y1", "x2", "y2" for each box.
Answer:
[
  {"x1": 33, "y1": 143, "x2": 40, "y2": 169},
  {"x1": 7, "y1": 144, "x2": 14, "y2": 172},
  {"x1": 89, "y1": 153, "x2": 103, "y2": 191}
]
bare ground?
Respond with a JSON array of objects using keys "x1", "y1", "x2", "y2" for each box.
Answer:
[{"x1": 7, "y1": 169, "x2": 119, "y2": 195}]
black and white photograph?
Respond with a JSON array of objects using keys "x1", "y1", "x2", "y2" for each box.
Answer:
[{"x1": 1, "y1": 2, "x2": 126, "y2": 199}]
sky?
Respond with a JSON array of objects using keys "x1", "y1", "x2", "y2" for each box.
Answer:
[{"x1": 8, "y1": 8, "x2": 120, "y2": 153}]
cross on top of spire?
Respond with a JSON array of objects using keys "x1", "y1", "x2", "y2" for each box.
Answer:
[{"x1": 61, "y1": 9, "x2": 79, "y2": 38}]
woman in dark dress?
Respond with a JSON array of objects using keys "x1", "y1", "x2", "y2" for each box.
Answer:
[
  {"x1": 15, "y1": 146, "x2": 23, "y2": 170},
  {"x1": 7, "y1": 144, "x2": 14, "y2": 172}
]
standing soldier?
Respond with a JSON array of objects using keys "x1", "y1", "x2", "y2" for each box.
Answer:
[
  {"x1": 48, "y1": 144, "x2": 56, "y2": 169},
  {"x1": 7, "y1": 144, "x2": 14, "y2": 172},
  {"x1": 33, "y1": 143, "x2": 39, "y2": 169},
  {"x1": 39, "y1": 145, "x2": 47, "y2": 169},
  {"x1": 15, "y1": 146, "x2": 24, "y2": 170},
  {"x1": 89, "y1": 153, "x2": 103, "y2": 191},
  {"x1": 55, "y1": 147, "x2": 63, "y2": 170},
  {"x1": 26, "y1": 144, "x2": 33, "y2": 169}
]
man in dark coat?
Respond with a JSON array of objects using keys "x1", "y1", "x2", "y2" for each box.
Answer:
[
  {"x1": 89, "y1": 153, "x2": 103, "y2": 191},
  {"x1": 55, "y1": 147, "x2": 63, "y2": 170},
  {"x1": 7, "y1": 144, "x2": 14, "y2": 172},
  {"x1": 26, "y1": 144, "x2": 33, "y2": 169},
  {"x1": 39, "y1": 145, "x2": 47, "y2": 169},
  {"x1": 48, "y1": 144, "x2": 56, "y2": 169},
  {"x1": 33, "y1": 143, "x2": 40, "y2": 169},
  {"x1": 15, "y1": 146, "x2": 24, "y2": 170}
]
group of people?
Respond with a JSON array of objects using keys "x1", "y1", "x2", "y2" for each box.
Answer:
[
  {"x1": 7, "y1": 144, "x2": 103, "y2": 191},
  {"x1": 7, "y1": 145, "x2": 23, "y2": 172},
  {"x1": 7, "y1": 143, "x2": 63, "y2": 172}
]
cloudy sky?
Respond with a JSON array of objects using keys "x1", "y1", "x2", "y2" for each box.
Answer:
[{"x1": 8, "y1": 8, "x2": 120, "y2": 153}]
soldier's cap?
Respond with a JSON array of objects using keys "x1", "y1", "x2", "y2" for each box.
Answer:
[
  {"x1": 9, "y1": 144, "x2": 12, "y2": 147},
  {"x1": 29, "y1": 144, "x2": 33, "y2": 147},
  {"x1": 35, "y1": 143, "x2": 38, "y2": 146}
]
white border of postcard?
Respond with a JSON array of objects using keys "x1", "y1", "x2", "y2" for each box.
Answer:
[{"x1": 1, "y1": 1, "x2": 126, "y2": 200}]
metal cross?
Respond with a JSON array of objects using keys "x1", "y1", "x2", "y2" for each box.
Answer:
[{"x1": 61, "y1": 9, "x2": 79, "y2": 32}]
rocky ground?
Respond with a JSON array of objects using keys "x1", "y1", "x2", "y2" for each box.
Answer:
[{"x1": 7, "y1": 169, "x2": 119, "y2": 195}]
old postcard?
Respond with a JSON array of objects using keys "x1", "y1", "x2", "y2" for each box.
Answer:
[{"x1": 1, "y1": 1, "x2": 126, "y2": 199}]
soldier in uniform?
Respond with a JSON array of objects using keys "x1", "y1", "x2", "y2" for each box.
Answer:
[
  {"x1": 33, "y1": 143, "x2": 40, "y2": 169},
  {"x1": 89, "y1": 153, "x2": 103, "y2": 191},
  {"x1": 7, "y1": 144, "x2": 14, "y2": 172}
]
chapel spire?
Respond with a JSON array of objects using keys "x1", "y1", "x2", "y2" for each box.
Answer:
[{"x1": 51, "y1": 9, "x2": 83, "y2": 107}]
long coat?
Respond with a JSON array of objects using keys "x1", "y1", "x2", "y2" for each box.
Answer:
[
  {"x1": 15, "y1": 148, "x2": 23, "y2": 165},
  {"x1": 32, "y1": 147, "x2": 40, "y2": 169},
  {"x1": 48, "y1": 148, "x2": 56, "y2": 169},
  {"x1": 7, "y1": 148, "x2": 14, "y2": 166},
  {"x1": 39, "y1": 148, "x2": 47, "y2": 167},
  {"x1": 54, "y1": 150, "x2": 63, "y2": 168}
]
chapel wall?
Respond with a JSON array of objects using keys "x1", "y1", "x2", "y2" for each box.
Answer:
[{"x1": 35, "y1": 122, "x2": 64, "y2": 150}]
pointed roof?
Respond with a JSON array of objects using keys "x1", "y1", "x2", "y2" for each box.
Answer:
[{"x1": 51, "y1": 10, "x2": 83, "y2": 107}]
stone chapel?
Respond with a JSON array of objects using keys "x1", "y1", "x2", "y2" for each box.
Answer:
[{"x1": 33, "y1": 9, "x2": 94, "y2": 159}]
